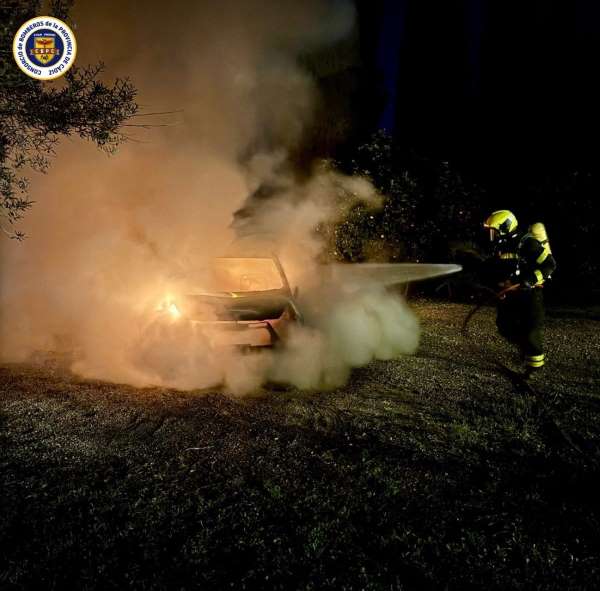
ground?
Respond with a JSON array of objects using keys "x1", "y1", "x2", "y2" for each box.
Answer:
[{"x1": 1, "y1": 300, "x2": 599, "y2": 590}]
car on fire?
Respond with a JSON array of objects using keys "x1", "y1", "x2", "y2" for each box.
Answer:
[{"x1": 156, "y1": 255, "x2": 302, "y2": 348}]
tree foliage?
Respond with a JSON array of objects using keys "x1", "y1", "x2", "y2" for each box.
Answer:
[
  {"x1": 0, "y1": 0, "x2": 138, "y2": 237},
  {"x1": 330, "y1": 131, "x2": 485, "y2": 264},
  {"x1": 327, "y1": 131, "x2": 599, "y2": 297}
]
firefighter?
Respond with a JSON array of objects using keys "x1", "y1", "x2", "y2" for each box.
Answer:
[{"x1": 483, "y1": 210, "x2": 557, "y2": 376}]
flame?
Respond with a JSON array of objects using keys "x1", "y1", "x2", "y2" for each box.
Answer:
[
  {"x1": 156, "y1": 297, "x2": 182, "y2": 320},
  {"x1": 167, "y1": 302, "x2": 182, "y2": 319}
]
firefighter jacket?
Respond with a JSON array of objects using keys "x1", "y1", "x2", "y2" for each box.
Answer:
[{"x1": 489, "y1": 229, "x2": 556, "y2": 288}]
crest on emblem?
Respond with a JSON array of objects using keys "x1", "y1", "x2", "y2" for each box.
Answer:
[
  {"x1": 30, "y1": 34, "x2": 60, "y2": 66},
  {"x1": 14, "y1": 17, "x2": 77, "y2": 80}
]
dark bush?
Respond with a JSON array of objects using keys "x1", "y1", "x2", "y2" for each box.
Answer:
[
  {"x1": 329, "y1": 132, "x2": 599, "y2": 302},
  {"x1": 331, "y1": 131, "x2": 485, "y2": 266}
]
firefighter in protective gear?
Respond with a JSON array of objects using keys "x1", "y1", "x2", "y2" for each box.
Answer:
[{"x1": 483, "y1": 210, "x2": 557, "y2": 374}]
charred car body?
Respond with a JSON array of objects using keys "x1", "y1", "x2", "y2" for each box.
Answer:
[
  {"x1": 156, "y1": 256, "x2": 301, "y2": 348},
  {"x1": 151, "y1": 253, "x2": 462, "y2": 350}
]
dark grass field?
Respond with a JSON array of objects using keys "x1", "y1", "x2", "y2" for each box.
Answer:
[{"x1": 1, "y1": 301, "x2": 599, "y2": 590}]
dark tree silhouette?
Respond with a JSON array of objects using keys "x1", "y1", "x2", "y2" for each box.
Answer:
[{"x1": 0, "y1": 0, "x2": 138, "y2": 238}]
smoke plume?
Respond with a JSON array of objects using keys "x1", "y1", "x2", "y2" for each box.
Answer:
[{"x1": 0, "y1": 0, "x2": 420, "y2": 394}]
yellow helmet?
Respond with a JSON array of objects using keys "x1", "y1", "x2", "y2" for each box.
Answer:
[{"x1": 483, "y1": 210, "x2": 518, "y2": 241}]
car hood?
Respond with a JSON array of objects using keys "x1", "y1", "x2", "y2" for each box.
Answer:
[{"x1": 182, "y1": 291, "x2": 291, "y2": 322}]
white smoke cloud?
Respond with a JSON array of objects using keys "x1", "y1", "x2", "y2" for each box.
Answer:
[
  {"x1": 0, "y1": 0, "x2": 421, "y2": 395},
  {"x1": 269, "y1": 285, "x2": 420, "y2": 390}
]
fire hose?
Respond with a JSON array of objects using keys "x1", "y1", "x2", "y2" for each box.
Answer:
[
  {"x1": 460, "y1": 282, "x2": 586, "y2": 457},
  {"x1": 461, "y1": 282, "x2": 521, "y2": 337},
  {"x1": 460, "y1": 282, "x2": 539, "y2": 392}
]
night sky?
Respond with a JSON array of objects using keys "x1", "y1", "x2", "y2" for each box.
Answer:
[{"x1": 363, "y1": 0, "x2": 600, "y2": 186}]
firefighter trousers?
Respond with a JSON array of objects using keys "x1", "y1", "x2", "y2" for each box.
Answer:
[{"x1": 496, "y1": 288, "x2": 545, "y2": 369}]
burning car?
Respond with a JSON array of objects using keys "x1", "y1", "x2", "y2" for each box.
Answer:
[
  {"x1": 155, "y1": 255, "x2": 302, "y2": 348},
  {"x1": 150, "y1": 255, "x2": 462, "y2": 352}
]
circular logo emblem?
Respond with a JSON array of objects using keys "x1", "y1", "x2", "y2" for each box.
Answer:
[{"x1": 12, "y1": 16, "x2": 77, "y2": 80}]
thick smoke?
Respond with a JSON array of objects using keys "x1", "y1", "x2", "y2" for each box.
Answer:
[
  {"x1": 0, "y1": 0, "x2": 420, "y2": 394},
  {"x1": 269, "y1": 286, "x2": 419, "y2": 390}
]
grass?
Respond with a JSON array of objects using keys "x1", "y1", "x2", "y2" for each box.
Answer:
[{"x1": 1, "y1": 300, "x2": 599, "y2": 590}]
